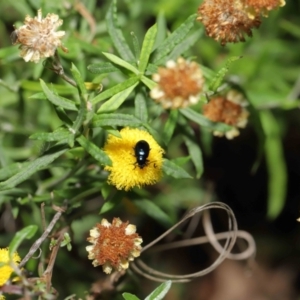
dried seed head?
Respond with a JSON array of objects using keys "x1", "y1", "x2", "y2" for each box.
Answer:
[
  {"x1": 12, "y1": 9, "x2": 67, "y2": 63},
  {"x1": 203, "y1": 90, "x2": 249, "y2": 139},
  {"x1": 150, "y1": 57, "x2": 204, "y2": 109},
  {"x1": 86, "y1": 218, "x2": 143, "y2": 274},
  {"x1": 243, "y1": 0, "x2": 286, "y2": 18},
  {"x1": 197, "y1": 0, "x2": 261, "y2": 45}
]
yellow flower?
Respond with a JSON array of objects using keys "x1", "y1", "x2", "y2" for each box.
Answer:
[
  {"x1": 0, "y1": 248, "x2": 21, "y2": 286},
  {"x1": 103, "y1": 127, "x2": 164, "y2": 191},
  {"x1": 203, "y1": 90, "x2": 249, "y2": 139},
  {"x1": 11, "y1": 9, "x2": 66, "y2": 63},
  {"x1": 150, "y1": 57, "x2": 204, "y2": 109},
  {"x1": 86, "y1": 218, "x2": 143, "y2": 274},
  {"x1": 197, "y1": 0, "x2": 261, "y2": 45}
]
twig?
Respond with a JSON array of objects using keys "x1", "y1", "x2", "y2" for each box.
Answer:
[
  {"x1": 19, "y1": 204, "x2": 67, "y2": 268},
  {"x1": 42, "y1": 227, "x2": 69, "y2": 292},
  {"x1": 41, "y1": 203, "x2": 46, "y2": 232}
]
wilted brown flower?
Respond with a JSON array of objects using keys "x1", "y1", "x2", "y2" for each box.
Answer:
[
  {"x1": 243, "y1": 0, "x2": 286, "y2": 18},
  {"x1": 11, "y1": 9, "x2": 66, "y2": 63},
  {"x1": 86, "y1": 218, "x2": 142, "y2": 274},
  {"x1": 197, "y1": 0, "x2": 261, "y2": 45},
  {"x1": 150, "y1": 57, "x2": 204, "y2": 109},
  {"x1": 203, "y1": 90, "x2": 249, "y2": 139}
]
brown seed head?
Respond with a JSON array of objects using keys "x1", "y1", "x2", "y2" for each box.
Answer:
[
  {"x1": 86, "y1": 218, "x2": 142, "y2": 274},
  {"x1": 243, "y1": 0, "x2": 286, "y2": 18},
  {"x1": 150, "y1": 57, "x2": 204, "y2": 109},
  {"x1": 12, "y1": 9, "x2": 66, "y2": 63},
  {"x1": 197, "y1": 0, "x2": 261, "y2": 45},
  {"x1": 203, "y1": 90, "x2": 249, "y2": 139}
]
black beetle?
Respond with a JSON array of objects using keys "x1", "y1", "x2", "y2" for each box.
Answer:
[{"x1": 134, "y1": 140, "x2": 150, "y2": 169}]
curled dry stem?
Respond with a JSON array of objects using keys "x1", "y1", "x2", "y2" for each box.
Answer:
[{"x1": 131, "y1": 202, "x2": 256, "y2": 282}]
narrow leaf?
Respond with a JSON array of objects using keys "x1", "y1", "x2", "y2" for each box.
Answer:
[
  {"x1": 40, "y1": 79, "x2": 78, "y2": 111},
  {"x1": 162, "y1": 159, "x2": 192, "y2": 179},
  {"x1": 180, "y1": 108, "x2": 232, "y2": 131},
  {"x1": 105, "y1": 0, "x2": 135, "y2": 61},
  {"x1": 145, "y1": 281, "x2": 172, "y2": 300},
  {"x1": 102, "y1": 52, "x2": 139, "y2": 75},
  {"x1": 9, "y1": 225, "x2": 38, "y2": 256},
  {"x1": 0, "y1": 162, "x2": 30, "y2": 181},
  {"x1": 209, "y1": 56, "x2": 241, "y2": 92},
  {"x1": 97, "y1": 81, "x2": 139, "y2": 113},
  {"x1": 54, "y1": 106, "x2": 73, "y2": 126},
  {"x1": 134, "y1": 91, "x2": 148, "y2": 122},
  {"x1": 183, "y1": 135, "x2": 203, "y2": 178},
  {"x1": 122, "y1": 293, "x2": 140, "y2": 300},
  {"x1": 30, "y1": 128, "x2": 72, "y2": 142},
  {"x1": 141, "y1": 75, "x2": 157, "y2": 90},
  {"x1": 133, "y1": 199, "x2": 172, "y2": 227},
  {"x1": 77, "y1": 135, "x2": 111, "y2": 166},
  {"x1": 0, "y1": 149, "x2": 67, "y2": 190},
  {"x1": 91, "y1": 77, "x2": 140, "y2": 105},
  {"x1": 93, "y1": 113, "x2": 142, "y2": 128},
  {"x1": 260, "y1": 111, "x2": 287, "y2": 219},
  {"x1": 153, "y1": 12, "x2": 167, "y2": 51},
  {"x1": 130, "y1": 31, "x2": 141, "y2": 59},
  {"x1": 152, "y1": 14, "x2": 197, "y2": 64},
  {"x1": 139, "y1": 24, "x2": 157, "y2": 73},
  {"x1": 87, "y1": 62, "x2": 120, "y2": 74},
  {"x1": 167, "y1": 29, "x2": 203, "y2": 62},
  {"x1": 70, "y1": 63, "x2": 87, "y2": 95},
  {"x1": 163, "y1": 110, "x2": 178, "y2": 144}
]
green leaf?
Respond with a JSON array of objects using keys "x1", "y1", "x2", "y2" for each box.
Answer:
[
  {"x1": 145, "y1": 281, "x2": 172, "y2": 300},
  {"x1": 166, "y1": 29, "x2": 203, "y2": 61},
  {"x1": 172, "y1": 156, "x2": 191, "y2": 166},
  {"x1": 39, "y1": 79, "x2": 78, "y2": 111},
  {"x1": 102, "y1": 52, "x2": 139, "y2": 75},
  {"x1": 134, "y1": 90, "x2": 148, "y2": 122},
  {"x1": 54, "y1": 106, "x2": 74, "y2": 126},
  {"x1": 30, "y1": 128, "x2": 72, "y2": 142},
  {"x1": 22, "y1": 81, "x2": 77, "y2": 95},
  {"x1": 152, "y1": 14, "x2": 197, "y2": 64},
  {"x1": 130, "y1": 31, "x2": 141, "y2": 59},
  {"x1": 133, "y1": 199, "x2": 172, "y2": 227},
  {"x1": 97, "y1": 80, "x2": 139, "y2": 113},
  {"x1": 0, "y1": 162, "x2": 30, "y2": 181},
  {"x1": 105, "y1": 0, "x2": 135, "y2": 62},
  {"x1": 139, "y1": 24, "x2": 157, "y2": 73},
  {"x1": 260, "y1": 111, "x2": 287, "y2": 219},
  {"x1": 122, "y1": 293, "x2": 140, "y2": 300},
  {"x1": 145, "y1": 63, "x2": 159, "y2": 75},
  {"x1": 77, "y1": 135, "x2": 111, "y2": 166},
  {"x1": 163, "y1": 110, "x2": 178, "y2": 144},
  {"x1": 87, "y1": 62, "x2": 120, "y2": 74},
  {"x1": 183, "y1": 135, "x2": 203, "y2": 179},
  {"x1": 9, "y1": 225, "x2": 38, "y2": 256},
  {"x1": 93, "y1": 113, "x2": 143, "y2": 128},
  {"x1": 180, "y1": 108, "x2": 232, "y2": 131},
  {"x1": 162, "y1": 159, "x2": 192, "y2": 179},
  {"x1": 91, "y1": 77, "x2": 140, "y2": 105},
  {"x1": 153, "y1": 12, "x2": 167, "y2": 51},
  {"x1": 141, "y1": 75, "x2": 157, "y2": 90},
  {"x1": 0, "y1": 149, "x2": 67, "y2": 190},
  {"x1": 70, "y1": 63, "x2": 87, "y2": 95},
  {"x1": 209, "y1": 56, "x2": 241, "y2": 92}
]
